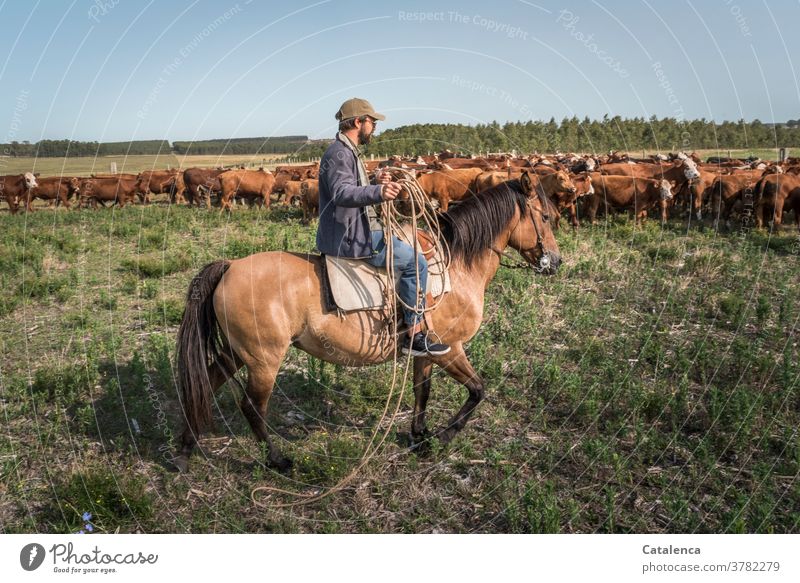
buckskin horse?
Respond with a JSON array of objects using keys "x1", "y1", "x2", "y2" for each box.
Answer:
[{"x1": 174, "y1": 170, "x2": 561, "y2": 472}]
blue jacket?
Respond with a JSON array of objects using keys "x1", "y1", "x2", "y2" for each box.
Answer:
[{"x1": 316, "y1": 135, "x2": 383, "y2": 258}]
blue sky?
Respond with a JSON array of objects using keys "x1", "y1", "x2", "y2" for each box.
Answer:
[{"x1": 1, "y1": 0, "x2": 798, "y2": 143}]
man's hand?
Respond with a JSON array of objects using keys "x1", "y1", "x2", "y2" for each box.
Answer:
[
  {"x1": 381, "y1": 181, "x2": 402, "y2": 201},
  {"x1": 375, "y1": 168, "x2": 392, "y2": 185}
]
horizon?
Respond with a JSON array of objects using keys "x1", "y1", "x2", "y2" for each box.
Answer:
[{"x1": 3, "y1": 114, "x2": 797, "y2": 147}]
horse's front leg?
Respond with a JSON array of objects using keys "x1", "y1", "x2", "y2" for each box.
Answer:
[
  {"x1": 411, "y1": 356, "x2": 433, "y2": 443},
  {"x1": 430, "y1": 345, "x2": 485, "y2": 445}
]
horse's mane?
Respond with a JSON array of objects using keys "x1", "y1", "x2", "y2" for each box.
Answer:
[{"x1": 439, "y1": 179, "x2": 528, "y2": 268}]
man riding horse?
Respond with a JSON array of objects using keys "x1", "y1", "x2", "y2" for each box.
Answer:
[{"x1": 317, "y1": 98, "x2": 450, "y2": 357}]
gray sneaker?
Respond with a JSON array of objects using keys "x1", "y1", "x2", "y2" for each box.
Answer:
[{"x1": 402, "y1": 332, "x2": 451, "y2": 357}]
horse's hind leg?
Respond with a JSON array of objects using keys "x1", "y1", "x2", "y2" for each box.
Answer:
[
  {"x1": 430, "y1": 344, "x2": 485, "y2": 445},
  {"x1": 240, "y1": 348, "x2": 292, "y2": 472},
  {"x1": 175, "y1": 350, "x2": 243, "y2": 472},
  {"x1": 410, "y1": 357, "x2": 433, "y2": 444}
]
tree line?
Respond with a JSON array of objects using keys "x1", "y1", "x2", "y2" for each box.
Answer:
[
  {"x1": 3, "y1": 117, "x2": 798, "y2": 159},
  {"x1": 0, "y1": 136, "x2": 313, "y2": 158},
  {"x1": 0, "y1": 139, "x2": 172, "y2": 157},
  {"x1": 364, "y1": 117, "x2": 800, "y2": 157}
]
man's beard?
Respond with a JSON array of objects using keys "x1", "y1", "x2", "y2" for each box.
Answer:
[{"x1": 358, "y1": 126, "x2": 372, "y2": 145}]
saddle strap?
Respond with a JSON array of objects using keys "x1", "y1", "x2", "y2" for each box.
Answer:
[{"x1": 423, "y1": 291, "x2": 435, "y2": 332}]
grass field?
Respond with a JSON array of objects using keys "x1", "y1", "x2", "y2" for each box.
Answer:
[
  {"x1": 0, "y1": 153, "x2": 289, "y2": 177},
  {"x1": 0, "y1": 201, "x2": 798, "y2": 533}
]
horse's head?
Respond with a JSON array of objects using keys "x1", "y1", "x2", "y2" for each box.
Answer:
[{"x1": 509, "y1": 171, "x2": 561, "y2": 274}]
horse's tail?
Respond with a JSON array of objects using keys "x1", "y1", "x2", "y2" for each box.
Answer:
[
  {"x1": 176, "y1": 260, "x2": 232, "y2": 436},
  {"x1": 754, "y1": 175, "x2": 766, "y2": 202}
]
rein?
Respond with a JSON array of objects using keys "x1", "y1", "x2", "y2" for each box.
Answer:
[{"x1": 490, "y1": 246, "x2": 536, "y2": 270}]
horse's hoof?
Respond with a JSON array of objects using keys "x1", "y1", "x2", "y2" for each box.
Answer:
[
  {"x1": 407, "y1": 430, "x2": 433, "y2": 454},
  {"x1": 172, "y1": 455, "x2": 190, "y2": 473},
  {"x1": 434, "y1": 428, "x2": 456, "y2": 446},
  {"x1": 269, "y1": 456, "x2": 293, "y2": 474},
  {"x1": 410, "y1": 439, "x2": 432, "y2": 456}
]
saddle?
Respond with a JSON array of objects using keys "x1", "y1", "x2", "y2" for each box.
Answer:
[{"x1": 320, "y1": 226, "x2": 450, "y2": 313}]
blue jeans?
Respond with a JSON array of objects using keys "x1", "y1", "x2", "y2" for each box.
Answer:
[{"x1": 365, "y1": 230, "x2": 427, "y2": 326}]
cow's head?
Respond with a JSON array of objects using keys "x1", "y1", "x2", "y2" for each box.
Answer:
[
  {"x1": 658, "y1": 179, "x2": 674, "y2": 200},
  {"x1": 23, "y1": 172, "x2": 37, "y2": 189},
  {"x1": 573, "y1": 174, "x2": 594, "y2": 197},
  {"x1": 681, "y1": 158, "x2": 700, "y2": 180},
  {"x1": 553, "y1": 170, "x2": 576, "y2": 196}
]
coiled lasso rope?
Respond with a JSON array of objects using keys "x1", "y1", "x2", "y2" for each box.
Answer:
[{"x1": 250, "y1": 167, "x2": 449, "y2": 509}]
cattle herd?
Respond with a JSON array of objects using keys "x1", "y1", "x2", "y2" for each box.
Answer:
[{"x1": 1, "y1": 149, "x2": 799, "y2": 231}]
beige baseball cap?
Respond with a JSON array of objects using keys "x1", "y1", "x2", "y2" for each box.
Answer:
[{"x1": 335, "y1": 98, "x2": 386, "y2": 121}]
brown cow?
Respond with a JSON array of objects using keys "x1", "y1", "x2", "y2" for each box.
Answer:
[
  {"x1": 25, "y1": 176, "x2": 80, "y2": 210},
  {"x1": 601, "y1": 158, "x2": 700, "y2": 182},
  {"x1": 183, "y1": 167, "x2": 225, "y2": 208},
  {"x1": 429, "y1": 157, "x2": 497, "y2": 171},
  {"x1": 529, "y1": 171, "x2": 577, "y2": 230},
  {"x1": 471, "y1": 169, "x2": 575, "y2": 228},
  {"x1": 707, "y1": 169, "x2": 764, "y2": 227},
  {"x1": 414, "y1": 167, "x2": 485, "y2": 211},
  {"x1": 274, "y1": 163, "x2": 318, "y2": 180},
  {"x1": 0, "y1": 173, "x2": 38, "y2": 214},
  {"x1": 135, "y1": 170, "x2": 185, "y2": 204},
  {"x1": 218, "y1": 169, "x2": 275, "y2": 210},
  {"x1": 679, "y1": 168, "x2": 718, "y2": 220},
  {"x1": 602, "y1": 158, "x2": 698, "y2": 209},
  {"x1": 273, "y1": 166, "x2": 300, "y2": 194},
  {"x1": 300, "y1": 178, "x2": 319, "y2": 223},
  {"x1": 474, "y1": 170, "x2": 515, "y2": 193},
  {"x1": 754, "y1": 172, "x2": 800, "y2": 230},
  {"x1": 536, "y1": 170, "x2": 578, "y2": 205},
  {"x1": 272, "y1": 165, "x2": 317, "y2": 203},
  {"x1": 282, "y1": 180, "x2": 303, "y2": 206},
  {"x1": 585, "y1": 174, "x2": 673, "y2": 223},
  {"x1": 562, "y1": 173, "x2": 593, "y2": 229},
  {"x1": 79, "y1": 175, "x2": 139, "y2": 209},
  {"x1": 272, "y1": 169, "x2": 296, "y2": 200}
]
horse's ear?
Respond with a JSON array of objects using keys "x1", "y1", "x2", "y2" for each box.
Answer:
[{"x1": 520, "y1": 170, "x2": 533, "y2": 196}]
